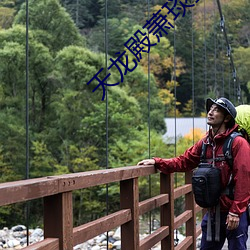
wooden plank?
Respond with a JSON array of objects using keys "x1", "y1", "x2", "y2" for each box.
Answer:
[
  {"x1": 175, "y1": 236, "x2": 193, "y2": 250},
  {"x1": 185, "y1": 171, "x2": 196, "y2": 250},
  {"x1": 44, "y1": 192, "x2": 73, "y2": 250},
  {"x1": 0, "y1": 165, "x2": 156, "y2": 206},
  {"x1": 22, "y1": 238, "x2": 59, "y2": 250},
  {"x1": 120, "y1": 178, "x2": 140, "y2": 250},
  {"x1": 0, "y1": 165, "x2": 204, "y2": 250},
  {"x1": 140, "y1": 226, "x2": 169, "y2": 250},
  {"x1": 0, "y1": 177, "x2": 59, "y2": 206},
  {"x1": 161, "y1": 173, "x2": 174, "y2": 250},
  {"x1": 57, "y1": 165, "x2": 156, "y2": 192},
  {"x1": 174, "y1": 210, "x2": 192, "y2": 229},
  {"x1": 174, "y1": 184, "x2": 192, "y2": 199},
  {"x1": 73, "y1": 209, "x2": 131, "y2": 245},
  {"x1": 139, "y1": 194, "x2": 169, "y2": 215}
]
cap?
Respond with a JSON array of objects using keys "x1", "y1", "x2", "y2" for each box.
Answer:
[{"x1": 206, "y1": 97, "x2": 237, "y2": 119}]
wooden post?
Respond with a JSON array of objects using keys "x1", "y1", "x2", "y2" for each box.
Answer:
[
  {"x1": 161, "y1": 173, "x2": 174, "y2": 250},
  {"x1": 120, "y1": 178, "x2": 139, "y2": 250},
  {"x1": 44, "y1": 192, "x2": 73, "y2": 250},
  {"x1": 185, "y1": 171, "x2": 196, "y2": 250}
]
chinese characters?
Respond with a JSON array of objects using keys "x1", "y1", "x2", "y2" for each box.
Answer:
[{"x1": 87, "y1": 0, "x2": 201, "y2": 101}]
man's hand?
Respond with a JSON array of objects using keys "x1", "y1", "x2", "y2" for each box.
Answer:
[
  {"x1": 137, "y1": 159, "x2": 155, "y2": 166},
  {"x1": 226, "y1": 213, "x2": 240, "y2": 230}
]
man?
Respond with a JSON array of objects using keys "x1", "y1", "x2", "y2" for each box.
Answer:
[{"x1": 138, "y1": 97, "x2": 250, "y2": 250}]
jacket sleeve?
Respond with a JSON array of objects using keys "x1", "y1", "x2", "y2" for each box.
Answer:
[
  {"x1": 153, "y1": 140, "x2": 203, "y2": 174},
  {"x1": 229, "y1": 136, "x2": 250, "y2": 215}
]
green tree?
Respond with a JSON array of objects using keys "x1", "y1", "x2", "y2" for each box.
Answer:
[
  {"x1": 0, "y1": 39, "x2": 27, "y2": 180},
  {"x1": 14, "y1": 0, "x2": 84, "y2": 52},
  {"x1": 30, "y1": 141, "x2": 57, "y2": 177},
  {"x1": 234, "y1": 46, "x2": 250, "y2": 102},
  {"x1": 61, "y1": 0, "x2": 102, "y2": 29}
]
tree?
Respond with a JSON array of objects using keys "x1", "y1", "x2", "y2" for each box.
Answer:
[
  {"x1": 0, "y1": 38, "x2": 28, "y2": 180},
  {"x1": 0, "y1": 24, "x2": 57, "y2": 132},
  {"x1": 14, "y1": 0, "x2": 84, "y2": 52},
  {"x1": 0, "y1": 6, "x2": 15, "y2": 29},
  {"x1": 0, "y1": 112, "x2": 26, "y2": 180},
  {"x1": 234, "y1": 47, "x2": 250, "y2": 102}
]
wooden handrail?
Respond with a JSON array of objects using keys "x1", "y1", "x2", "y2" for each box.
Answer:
[
  {"x1": 0, "y1": 165, "x2": 203, "y2": 250},
  {"x1": 0, "y1": 165, "x2": 155, "y2": 206}
]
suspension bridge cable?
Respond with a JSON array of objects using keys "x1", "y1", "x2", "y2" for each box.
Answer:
[
  {"x1": 228, "y1": 64, "x2": 231, "y2": 100},
  {"x1": 147, "y1": 2, "x2": 150, "y2": 159},
  {"x1": 173, "y1": 20, "x2": 177, "y2": 163},
  {"x1": 173, "y1": 14, "x2": 180, "y2": 246},
  {"x1": 104, "y1": 0, "x2": 109, "y2": 248},
  {"x1": 147, "y1": 0, "x2": 152, "y2": 234},
  {"x1": 192, "y1": 4, "x2": 195, "y2": 145},
  {"x1": 204, "y1": 0, "x2": 207, "y2": 98},
  {"x1": 213, "y1": 0, "x2": 217, "y2": 94},
  {"x1": 215, "y1": 0, "x2": 242, "y2": 103},
  {"x1": 218, "y1": 31, "x2": 225, "y2": 96},
  {"x1": 25, "y1": 0, "x2": 30, "y2": 245}
]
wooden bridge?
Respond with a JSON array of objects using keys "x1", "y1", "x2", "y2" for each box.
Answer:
[{"x1": 0, "y1": 165, "x2": 204, "y2": 250}]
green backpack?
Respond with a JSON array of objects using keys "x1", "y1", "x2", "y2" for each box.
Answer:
[{"x1": 235, "y1": 105, "x2": 250, "y2": 142}]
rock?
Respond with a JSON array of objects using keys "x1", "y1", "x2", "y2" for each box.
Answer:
[
  {"x1": 108, "y1": 236, "x2": 116, "y2": 243},
  {"x1": 12, "y1": 231, "x2": 25, "y2": 238},
  {"x1": 113, "y1": 227, "x2": 120, "y2": 240},
  {"x1": 0, "y1": 224, "x2": 187, "y2": 249},
  {"x1": 15, "y1": 245, "x2": 23, "y2": 249},
  {"x1": 30, "y1": 228, "x2": 43, "y2": 238},
  {"x1": 95, "y1": 234, "x2": 106, "y2": 243},
  {"x1": 91, "y1": 245, "x2": 101, "y2": 250},
  {"x1": 113, "y1": 240, "x2": 121, "y2": 249},
  {"x1": 73, "y1": 242, "x2": 87, "y2": 249},
  {"x1": 87, "y1": 238, "x2": 94, "y2": 245},
  {"x1": 11, "y1": 226, "x2": 26, "y2": 232},
  {"x1": 0, "y1": 230, "x2": 8, "y2": 238},
  {"x1": 7, "y1": 239, "x2": 20, "y2": 247},
  {"x1": 100, "y1": 240, "x2": 108, "y2": 246},
  {"x1": 107, "y1": 231, "x2": 114, "y2": 237},
  {"x1": 20, "y1": 237, "x2": 27, "y2": 245}
]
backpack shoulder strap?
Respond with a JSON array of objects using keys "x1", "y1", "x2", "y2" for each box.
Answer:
[
  {"x1": 200, "y1": 141, "x2": 208, "y2": 163},
  {"x1": 223, "y1": 132, "x2": 242, "y2": 169}
]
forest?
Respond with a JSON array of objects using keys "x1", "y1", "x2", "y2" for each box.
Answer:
[{"x1": 0, "y1": 0, "x2": 249, "y2": 228}]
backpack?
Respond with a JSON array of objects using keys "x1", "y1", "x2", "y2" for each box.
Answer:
[
  {"x1": 235, "y1": 105, "x2": 250, "y2": 142},
  {"x1": 192, "y1": 131, "x2": 241, "y2": 208},
  {"x1": 192, "y1": 162, "x2": 221, "y2": 208}
]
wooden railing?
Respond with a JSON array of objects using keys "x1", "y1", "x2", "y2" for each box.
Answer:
[{"x1": 0, "y1": 165, "x2": 203, "y2": 250}]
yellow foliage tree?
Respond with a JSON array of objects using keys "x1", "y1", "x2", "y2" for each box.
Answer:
[{"x1": 0, "y1": 7, "x2": 15, "y2": 29}]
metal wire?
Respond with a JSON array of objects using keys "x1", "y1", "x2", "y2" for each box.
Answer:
[
  {"x1": 147, "y1": 0, "x2": 152, "y2": 234},
  {"x1": 215, "y1": 0, "x2": 242, "y2": 103},
  {"x1": 204, "y1": 0, "x2": 207, "y2": 97},
  {"x1": 173, "y1": 8, "x2": 179, "y2": 246},
  {"x1": 213, "y1": 0, "x2": 217, "y2": 94},
  {"x1": 105, "y1": 0, "x2": 109, "y2": 248},
  {"x1": 25, "y1": 0, "x2": 30, "y2": 245},
  {"x1": 192, "y1": 3, "x2": 195, "y2": 144}
]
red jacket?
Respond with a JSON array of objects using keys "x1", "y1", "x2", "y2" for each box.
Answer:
[{"x1": 154, "y1": 124, "x2": 250, "y2": 216}]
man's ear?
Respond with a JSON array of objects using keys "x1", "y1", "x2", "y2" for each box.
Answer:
[{"x1": 224, "y1": 114, "x2": 232, "y2": 123}]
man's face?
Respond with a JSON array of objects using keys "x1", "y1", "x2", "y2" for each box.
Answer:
[{"x1": 207, "y1": 104, "x2": 226, "y2": 127}]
